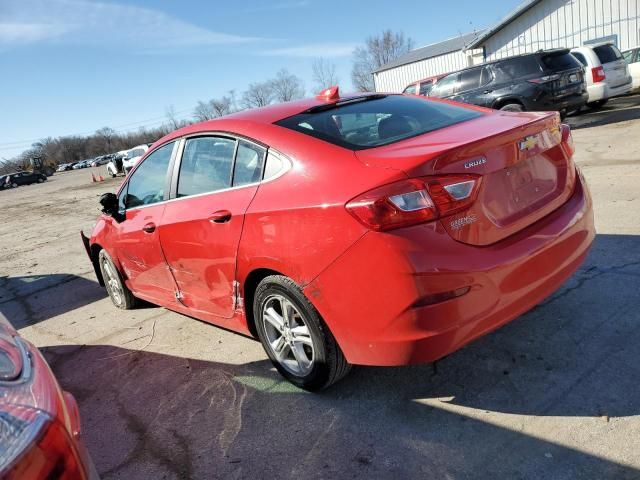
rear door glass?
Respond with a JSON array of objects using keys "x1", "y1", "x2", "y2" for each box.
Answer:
[
  {"x1": 457, "y1": 68, "x2": 482, "y2": 92},
  {"x1": 177, "y1": 137, "x2": 236, "y2": 197},
  {"x1": 593, "y1": 44, "x2": 623, "y2": 64},
  {"x1": 572, "y1": 52, "x2": 588, "y2": 67}
]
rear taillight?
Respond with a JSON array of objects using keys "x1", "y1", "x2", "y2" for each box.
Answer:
[
  {"x1": 0, "y1": 406, "x2": 87, "y2": 480},
  {"x1": 592, "y1": 66, "x2": 606, "y2": 83},
  {"x1": 346, "y1": 175, "x2": 481, "y2": 231},
  {"x1": 528, "y1": 74, "x2": 560, "y2": 84},
  {"x1": 560, "y1": 123, "x2": 575, "y2": 157}
]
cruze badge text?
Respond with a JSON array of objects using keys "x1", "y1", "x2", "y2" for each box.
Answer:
[{"x1": 464, "y1": 158, "x2": 486, "y2": 169}]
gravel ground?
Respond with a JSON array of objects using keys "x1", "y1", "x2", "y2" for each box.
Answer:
[{"x1": 1, "y1": 95, "x2": 639, "y2": 479}]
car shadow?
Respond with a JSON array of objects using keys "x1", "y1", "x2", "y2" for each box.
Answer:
[
  {"x1": 40, "y1": 233, "x2": 640, "y2": 479},
  {"x1": 567, "y1": 93, "x2": 640, "y2": 129},
  {"x1": 0, "y1": 274, "x2": 107, "y2": 329}
]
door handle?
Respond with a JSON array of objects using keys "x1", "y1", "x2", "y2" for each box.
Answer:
[
  {"x1": 142, "y1": 222, "x2": 156, "y2": 233},
  {"x1": 209, "y1": 210, "x2": 232, "y2": 223}
]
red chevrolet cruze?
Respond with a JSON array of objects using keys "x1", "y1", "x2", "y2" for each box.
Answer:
[{"x1": 82, "y1": 88, "x2": 595, "y2": 390}]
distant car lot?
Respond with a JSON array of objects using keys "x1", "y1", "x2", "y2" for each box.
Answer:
[{"x1": 1, "y1": 93, "x2": 639, "y2": 478}]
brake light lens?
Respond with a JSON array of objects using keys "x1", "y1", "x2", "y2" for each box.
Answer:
[
  {"x1": 528, "y1": 74, "x2": 560, "y2": 84},
  {"x1": 346, "y1": 175, "x2": 481, "y2": 231},
  {"x1": 560, "y1": 123, "x2": 575, "y2": 157},
  {"x1": 592, "y1": 66, "x2": 606, "y2": 83}
]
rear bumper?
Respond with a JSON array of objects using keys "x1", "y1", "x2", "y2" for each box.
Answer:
[
  {"x1": 531, "y1": 91, "x2": 587, "y2": 112},
  {"x1": 588, "y1": 79, "x2": 633, "y2": 102},
  {"x1": 305, "y1": 171, "x2": 595, "y2": 366}
]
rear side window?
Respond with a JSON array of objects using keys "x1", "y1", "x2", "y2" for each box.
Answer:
[
  {"x1": 492, "y1": 56, "x2": 541, "y2": 81},
  {"x1": 593, "y1": 44, "x2": 623, "y2": 63},
  {"x1": 541, "y1": 52, "x2": 582, "y2": 70},
  {"x1": 125, "y1": 142, "x2": 174, "y2": 208},
  {"x1": 232, "y1": 140, "x2": 266, "y2": 187},
  {"x1": 177, "y1": 137, "x2": 235, "y2": 197},
  {"x1": 572, "y1": 52, "x2": 588, "y2": 67},
  {"x1": 275, "y1": 95, "x2": 483, "y2": 150}
]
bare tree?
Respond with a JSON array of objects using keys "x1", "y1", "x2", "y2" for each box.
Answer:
[
  {"x1": 269, "y1": 69, "x2": 304, "y2": 102},
  {"x1": 211, "y1": 96, "x2": 233, "y2": 117},
  {"x1": 312, "y1": 58, "x2": 339, "y2": 92},
  {"x1": 165, "y1": 105, "x2": 182, "y2": 129},
  {"x1": 241, "y1": 81, "x2": 274, "y2": 109},
  {"x1": 351, "y1": 30, "x2": 414, "y2": 92},
  {"x1": 193, "y1": 101, "x2": 215, "y2": 121},
  {"x1": 95, "y1": 127, "x2": 116, "y2": 151}
]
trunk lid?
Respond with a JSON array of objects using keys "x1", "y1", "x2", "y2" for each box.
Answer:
[{"x1": 355, "y1": 110, "x2": 575, "y2": 246}]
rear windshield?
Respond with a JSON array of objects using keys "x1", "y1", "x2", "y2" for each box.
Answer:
[
  {"x1": 593, "y1": 44, "x2": 623, "y2": 64},
  {"x1": 541, "y1": 52, "x2": 582, "y2": 70},
  {"x1": 274, "y1": 95, "x2": 483, "y2": 150}
]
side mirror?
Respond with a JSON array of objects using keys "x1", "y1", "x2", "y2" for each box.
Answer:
[{"x1": 99, "y1": 192, "x2": 125, "y2": 223}]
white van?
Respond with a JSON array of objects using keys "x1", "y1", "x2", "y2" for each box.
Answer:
[{"x1": 571, "y1": 43, "x2": 633, "y2": 108}]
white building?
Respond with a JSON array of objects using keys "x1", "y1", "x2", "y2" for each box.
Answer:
[
  {"x1": 468, "y1": 0, "x2": 640, "y2": 61},
  {"x1": 372, "y1": 31, "x2": 485, "y2": 93},
  {"x1": 374, "y1": 0, "x2": 640, "y2": 92}
]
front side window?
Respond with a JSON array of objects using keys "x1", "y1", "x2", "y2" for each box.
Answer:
[
  {"x1": 233, "y1": 140, "x2": 266, "y2": 187},
  {"x1": 275, "y1": 95, "x2": 483, "y2": 150},
  {"x1": 177, "y1": 137, "x2": 236, "y2": 197},
  {"x1": 125, "y1": 142, "x2": 174, "y2": 209}
]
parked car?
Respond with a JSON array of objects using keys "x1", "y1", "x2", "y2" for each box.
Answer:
[
  {"x1": 82, "y1": 90, "x2": 594, "y2": 390},
  {"x1": 91, "y1": 155, "x2": 112, "y2": 167},
  {"x1": 402, "y1": 74, "x2": 447, "y2": 96},
  {"x1": 622, "y1": 45, "x2": 640, "y2": 90},
  {"x1": 56, "y1": 163, "x2": 68, "y2": 172},
  {"x1": 122, "y1": 145, "x2": 149, "y2": 174},
  {"x1": 571, "y1": 43, "x2": 633, "y2": 108},
  {"x1": 429, "y1": 49, "x2": 587, "y2": 116},
  {"x1": 106, "y1": 152, "x2": 127, "y2": 177},
  {"x1": 72, "y1": 160, "x2": 91, "y2": 169},
  {"x1": 3, "y1": 171, "x2": 47, "y2": 187},
  {"x1": 0, "y1": 312, "x2": 98, "y2": 479}
]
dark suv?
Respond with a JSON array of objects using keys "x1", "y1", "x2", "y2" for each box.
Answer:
[
  {"x1": 3, "y1": 171, "x2": 47, "y2": 188},
  {"x1": 428, "y1": 49, "x2": 587, "y2": 116}
]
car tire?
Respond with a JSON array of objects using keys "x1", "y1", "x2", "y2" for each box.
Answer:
[
  {"x1": 98, "y1": 249, "x2": 137, "y2": 310},
  {"x1": 499, "y1": 103, "x2": 524, "y2": 112},
  {"x1": 587, "y1": 99, "x2": 608, "y2": 109},
  {"x1": 254, "y1": 275, "x2": 351, "y2": 391},
  {"x1": 11, "y1": 183, "x2": 17, "y2": 188},
  {"x1": 37, "y1": 178, "x2": 44, "y2": 183}
]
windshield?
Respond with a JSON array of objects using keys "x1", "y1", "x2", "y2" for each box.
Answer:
[{"x1": 275, "y1": 95, "x2": 483, "y2": 150}]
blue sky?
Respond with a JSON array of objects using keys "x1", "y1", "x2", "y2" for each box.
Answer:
[{"x1": 0, "y1": 0, "x2": 522, "y2": 159}]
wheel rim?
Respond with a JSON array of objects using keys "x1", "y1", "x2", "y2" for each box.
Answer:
[
  {"x1": 102, "y1": 258, "x2": 124, "y2": 306},
  {"x1": 262, "y1": 294, "x2": 315, "y2": 376}
]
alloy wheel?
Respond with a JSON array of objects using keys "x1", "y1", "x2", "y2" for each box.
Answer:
[
  {"x1": 262, "y1": 294, "x2": 315, "y2": 376},
  {"x1": 102, "y1": 258, "x2": 124, "y2": 306}
]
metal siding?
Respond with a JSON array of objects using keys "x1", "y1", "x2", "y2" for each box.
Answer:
[
  {"x1": 373, "y1": 49, "x2": 479, "y2": 92},
  {"x1": 482, "y1": 0, "x2": 640, "y2": 60}
]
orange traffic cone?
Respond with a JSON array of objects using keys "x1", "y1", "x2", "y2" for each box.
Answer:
[
  {"x1": 91, "y1": 173, "x2": 96, "y2": 183},
  {"x1": 98, "y1": 175, "x2": 104, "y2": 182}
]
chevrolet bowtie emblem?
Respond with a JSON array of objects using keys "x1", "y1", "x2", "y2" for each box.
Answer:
[{"x1": 519, "y1": 135, "x2": 538, "y2": 151}]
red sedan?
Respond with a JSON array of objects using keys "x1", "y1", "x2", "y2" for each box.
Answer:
[
  {"x1": 0, "y1": 313, "x2": 97, "y2": 479},
  {"x1": 82, "y1": 88, "x2": 594, "y2": 390}
]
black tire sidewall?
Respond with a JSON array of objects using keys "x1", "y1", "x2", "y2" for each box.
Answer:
[
  {"x1": 499, "y1": 103, "x2": 524, "y2": 112},
  {"x1": 254, "y1": 278, "x2": 331, "y2": 390}
]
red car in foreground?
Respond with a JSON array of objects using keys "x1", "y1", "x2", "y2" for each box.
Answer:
[
  {"x1": 82, "y1": 88, "x2": 594, "y2": 390},
  {"x1": 0, "y1": 313, "x2": 97, "y2": 479}
]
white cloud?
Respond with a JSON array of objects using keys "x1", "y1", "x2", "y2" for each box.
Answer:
[
  {"x1": 0, "y1": 0, "x2": 262, "y2": 51},
  {"x1": 261, "y1": 42, "x2": 359, "y2": 58},
  {"x1": 0, "y1": 23, "x2": 69, "y2": 44}
]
